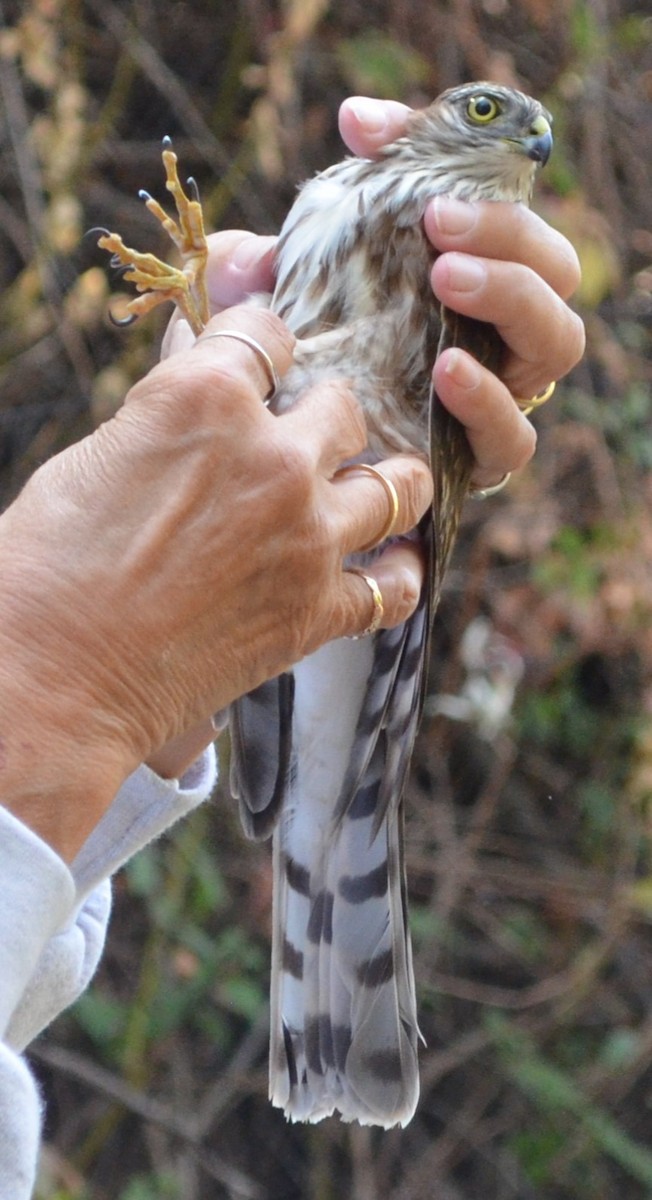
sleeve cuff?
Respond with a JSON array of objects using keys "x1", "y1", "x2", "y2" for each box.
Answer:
[
  {"x1": 0, "y1": 747, "x2": 218, "y2": 1048},
  {"x1": 70, "y1": 743, "x2": 218, "y2": 900},
  {"x1": 0, "y1": 807, "x2": 76, "y2": 1035}
]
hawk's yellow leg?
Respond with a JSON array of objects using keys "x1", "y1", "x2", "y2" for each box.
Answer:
[{"x1": 98, "y1": 139, "x2": 210, "y2": 336}]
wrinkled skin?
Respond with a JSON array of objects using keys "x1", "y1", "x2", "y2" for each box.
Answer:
[{"x1": 0, "y1": 97, "x2": 583, "y2": 862}]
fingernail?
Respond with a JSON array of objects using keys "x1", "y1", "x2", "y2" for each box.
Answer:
[
  {"x1": 443, "y1": 348, "x2": 482, "y2": 389},
  {"x1": 230, "y1": 235, "x2": 276, "y2": 271},
  {"x1": 444, "y1": 252, "x2": 487, "y2": 293},
  {"x1": 431, "y1": 196, "x2": 477, "y2": 236},
  {"x1": 207, "y1": 236, "x2": 276, "y2": 307},
  {"x1": 346, "y1": 97, "x2": 388, "y2": 135}
]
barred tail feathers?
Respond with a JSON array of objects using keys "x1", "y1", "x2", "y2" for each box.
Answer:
[
  {"x1": 268, "y1": 632, "x2": 422, "y2": 1128},
  {"x1": 269, "y1": 768, "x2": 419, "y2": 1127}
]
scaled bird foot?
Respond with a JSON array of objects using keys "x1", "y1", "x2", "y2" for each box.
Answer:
[{"x1": 98, "y1": 137, "x2": 209, "y2": 336}]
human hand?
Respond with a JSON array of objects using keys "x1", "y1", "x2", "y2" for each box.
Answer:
[
  {"x1": 0, "y1": 304, "x2": 431, "y2": 858},
  {"x1": 149, "y1": 90, "x2": 585, "y2": 782},
  {"x1": 339, "y1": 96, "x2": 585, "y2": 490},
  {"x1": 169, "y1": 94, "x2": 583, "y2": 498}
]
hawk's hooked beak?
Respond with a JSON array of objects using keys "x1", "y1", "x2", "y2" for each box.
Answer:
[{"x1": 522, "y1": 115, "x2": 553, "y2": 166}]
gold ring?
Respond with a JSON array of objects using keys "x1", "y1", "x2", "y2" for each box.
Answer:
[
  {"x1": 346, "y1": 569, "x2": 384, "y2": 638},
  {"x1": 197, "y1": 330, "x2": 281, "y2": 403},
  {"x1": 515, "y1": 380, "x2": 556, "y2": 416},
  {"x1": 469, "y1": 471, "x2": 511, "y2": 500},
  {"x1": 334, "y1": 463, "x2": 400, "y2": 552}
]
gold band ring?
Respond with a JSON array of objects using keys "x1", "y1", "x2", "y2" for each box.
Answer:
[
  {"x1": 198, "y1": 330, "x2": 281, "y2": 403},
  {"x1": 515, "y1": 380, "x2": 556, "y2": 417},
  {"x1": 470, "y1": 382, "x2": 556, "y2": 497},
  {"x1": 346, "y1": 569, "x2": 384, "y2": 638},
  {"x1": 334, "y1": 463, "x2": 400, "y2": 552},
  {"x1": 469, "y1": 471, "x2": 511, "y2": 500}
]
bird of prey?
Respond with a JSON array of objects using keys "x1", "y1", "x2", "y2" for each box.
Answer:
[{"x1": 99, "y1": 82, "x2": 552, "y2": 1128}]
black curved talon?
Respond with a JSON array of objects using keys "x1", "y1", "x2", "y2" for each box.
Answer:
[
  {"x1": 109, "y1": 254, "x2": 133, "y2": 274},
  {"x1": 108, "y1": 306, "x2": 138, "y2": 328},
  {"x1": 96, "y1": 136, "x2": 210, "y2": 336}
]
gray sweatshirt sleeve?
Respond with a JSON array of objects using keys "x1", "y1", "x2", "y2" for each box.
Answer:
[{"x1": 0, "y1": 746, "x2": 217, "y2": 1198}]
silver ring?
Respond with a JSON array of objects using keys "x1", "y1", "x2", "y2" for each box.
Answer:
[
  {"x1": 198, "y1": 330, "x2": 281, "y2": 403},
  {"x1": 468, "y1": 471, "x2": 511, "y2": 500}
]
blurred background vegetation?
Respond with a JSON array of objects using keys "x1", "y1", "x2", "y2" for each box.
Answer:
[{"x1": 1, "y1": 0, "x2": 652, "y2": 1196}]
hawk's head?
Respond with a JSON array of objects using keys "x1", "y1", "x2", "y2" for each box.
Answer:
[{"x1": 395, "y1": 81, "x2": 553, "y2": 204}]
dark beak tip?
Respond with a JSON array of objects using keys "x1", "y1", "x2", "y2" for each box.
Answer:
[{"x1": 529, "y1": 131, "x2": 553, "y2": 166}]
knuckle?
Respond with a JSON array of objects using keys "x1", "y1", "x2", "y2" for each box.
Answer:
[
  {"x1": 321, "y1": 381, "x2": 367, "y2": 451},
  {"x1": 128, "y1": 357, "x2": 222, "y2": 424},
  {"x1": 551, "y1": 307, "x2": 586, "y2": 379},
  {"x1": 225, "y1": 306, "x2": 295, "y2": 368},
  {"x1": 404, "y1": 457, "x2": 434, "y2": 524},
  {"x1": 387, "y1": 564, "x2": 422, "y2": 626},
  {"x1": 513, "y1": 418, "x2": 537, "y2": 470},
  {"x1": 266, "y1": 432, "x2": 316, "y2": 510},
  {"x1": 285, "y1": 607, "x2": 317, "y2": 663},
  {"x1": 341, "y1": 388, "x2": 368, "y2": 448},
  {"x1": 481, "y1": 202, "x2": 536, "y2": 260},
  {"x1": 279, "y1": 440, "x2": 314, "y2": 495},
  {"x1": 200, "y1": 360, "x2": 252, "y2": 404},
  {"x1": 372, "y1": 545, "x2": 423, "y2": 628},
  {"x1": 515, "y1": 210, "x2": 582, "y2": 299},
  {"x1": 566, "y1": 310, "x2": 587, "y2": 368},
  {"x1": 181, "y1": 362, "x2": 251, "y2": 426},
  {"x1": 506, "y1": 201, "x2": 533, "y2": 244},
  {"x1": 556, "y1": 239, "x2": 583, "y2": 299}
]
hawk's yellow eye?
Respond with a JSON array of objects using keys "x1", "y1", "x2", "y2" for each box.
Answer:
[{"x1": 467, "y1": 95, "x2": 501, "y2": 124}]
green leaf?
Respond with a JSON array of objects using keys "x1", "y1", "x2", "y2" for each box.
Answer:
[
  {"x1": 119, "y1": 1173, "x2": 180, "y2": 1200},
  {"x1": 488, "y1": 1015, "x2": 652, "y2": 1187},
  {"x1": 219, "y1": 976, "x2": 266, "y2": 1021},
  {"x1": 510, "y1": 1128, "x2": 566, "y2": 1185},
  {"x1": 72, "y1": 990, "x2": 127, "y2": 1050}
]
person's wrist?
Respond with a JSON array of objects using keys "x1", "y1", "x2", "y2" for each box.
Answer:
[
  {"x1": 0, "y1": 582, "x2": 143, "y2": 861},
  {"x1": 145, "y1": 719, "x2": 217, "y2": 781},
  {"x1": 0, "y1": 698, "x2": 129, "y2": 864}
]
